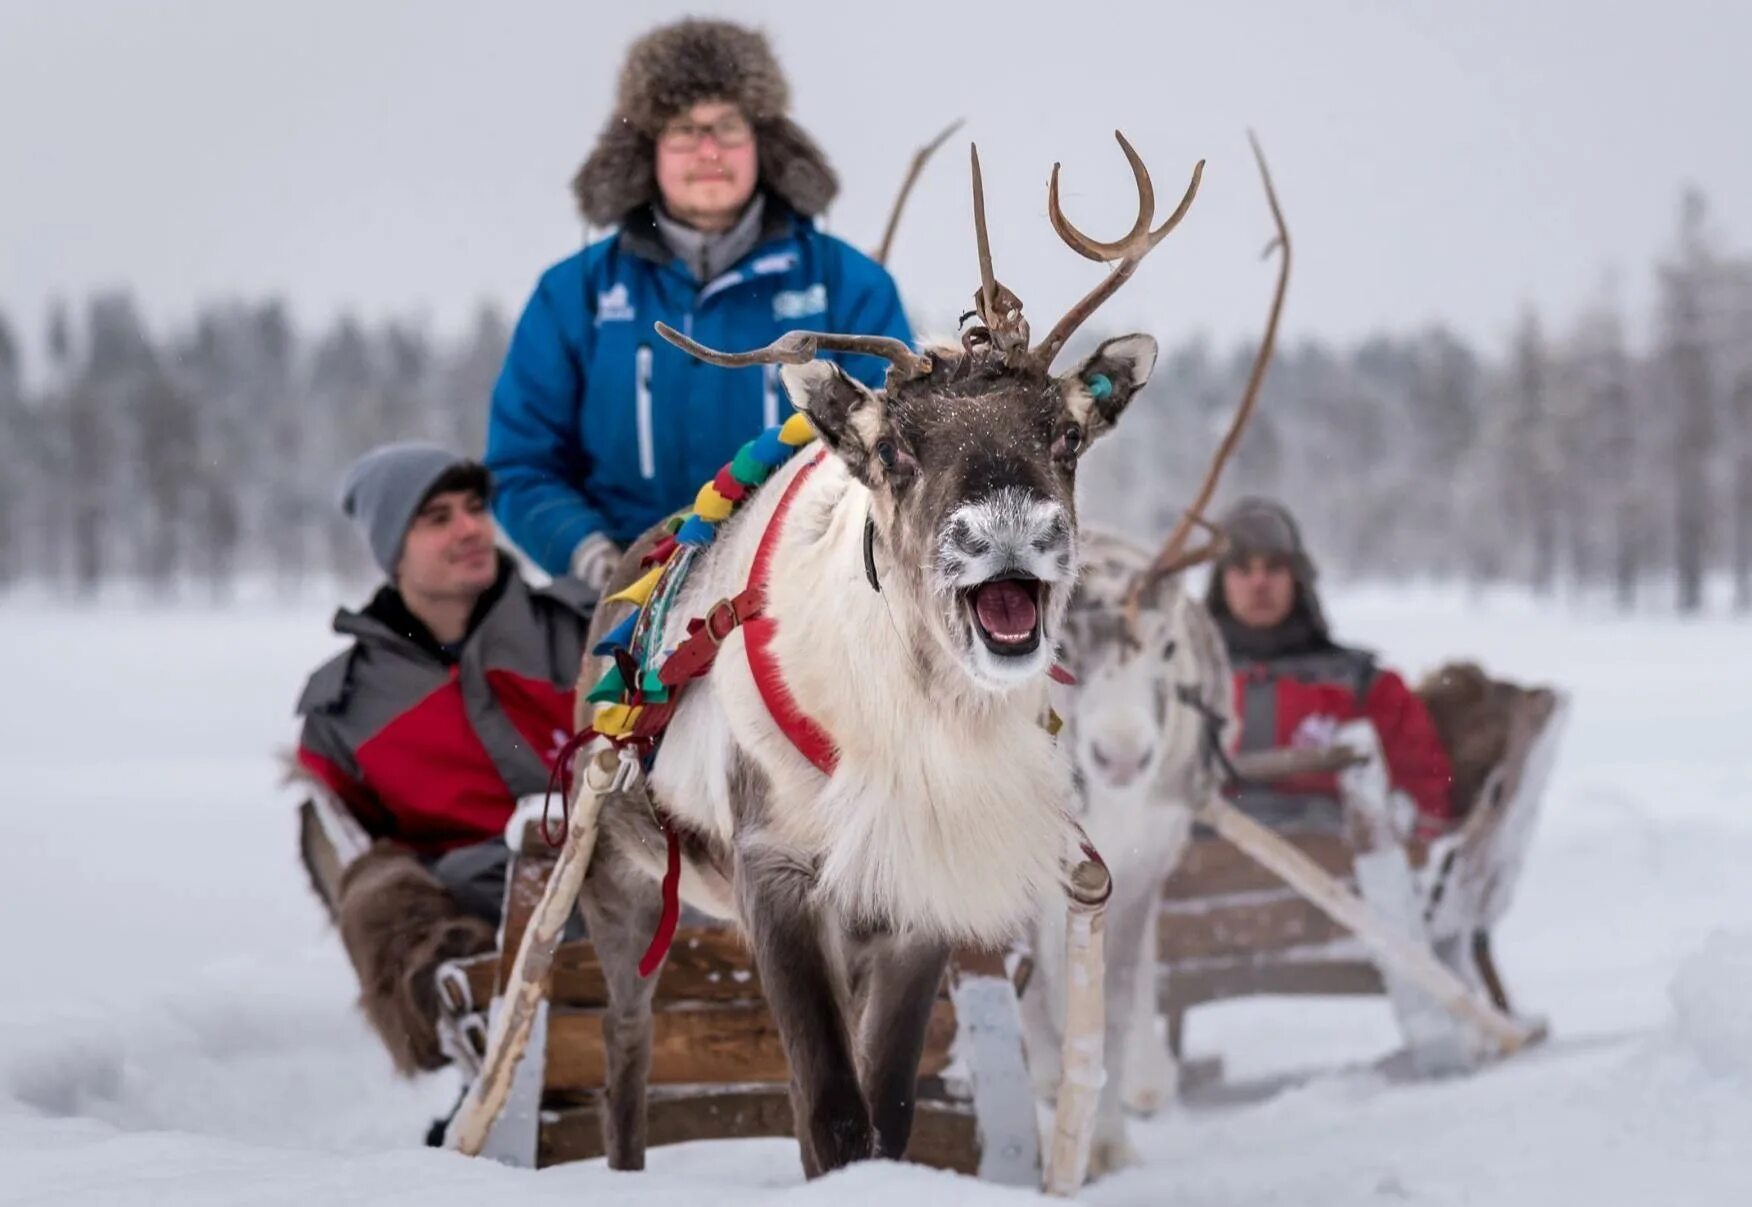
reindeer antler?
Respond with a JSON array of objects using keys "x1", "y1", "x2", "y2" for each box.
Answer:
[
  {"x1": 654, "y1": 323, "x2": 933, "y2": 380},
  {"x1": 967, "y1": 144, "x2": 1030, "y2": 359},
  {"x1": 1123, "y1": 131, "x2": 1290, "y2": 626},
  {"x1": 1031, "y1": 132, "x2": 1205, "y2": 371},
  {"x1": 874, "y1": 118, "x2": 964, "y2": 266}
]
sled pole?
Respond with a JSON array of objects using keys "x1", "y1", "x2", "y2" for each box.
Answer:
[
  {"x1": 1195, "y1": 795, "x2": 1537, "y2": 1056},
  {"x1": 450, "y1": 746, "x2": 622, "y2": 1156},
  {"x1": 1043, "y1": 858, "x2": 1112, "y2": 1196}
]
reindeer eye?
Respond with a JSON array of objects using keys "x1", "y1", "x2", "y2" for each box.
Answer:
[
  {"x1": 875, "y1": 439, "x2": 899, "y2": 470},
  {"x1": 1054, "y1": 426, "x2": 1084, "y2": 460}
]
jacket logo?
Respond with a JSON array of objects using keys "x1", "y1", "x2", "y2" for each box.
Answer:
[
  {"x1": 1291, "y1": 713, "x2": 1342, "y2": 749},
  {"x1": 773, "y1": 284, "x2": 827, "y2": 321},
  {"x1": 597, "y1": 283, "x2": 635, "y2": 322}
]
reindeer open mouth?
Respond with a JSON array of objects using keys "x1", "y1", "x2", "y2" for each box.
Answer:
[{"x1": 965, "y1": 574, "x2": 1045, "y2": 656}]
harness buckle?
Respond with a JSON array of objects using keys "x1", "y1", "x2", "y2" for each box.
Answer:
[
  {"x1": 702, "y1": 597, "x2": 740, "y2": 645},
  {"x1": 610, "y1": 744, "x2": 643, "y2": 795}
]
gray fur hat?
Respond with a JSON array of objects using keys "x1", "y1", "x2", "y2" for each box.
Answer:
[
  {"x1": 571, "y1": 18, "x2": 838, "y2": 226},
  {"x1": 1204, "y1": 496, "x2": 1330, "y2": 639}
]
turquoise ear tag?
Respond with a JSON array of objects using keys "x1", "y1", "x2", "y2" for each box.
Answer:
[{"x1": 1086, "y1": 373, "x2": 1114, "y2": 401}]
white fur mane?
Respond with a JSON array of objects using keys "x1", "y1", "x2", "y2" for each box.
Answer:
[{"x1": 648, "y1": 448, "x2": 1075, "y2": 944}]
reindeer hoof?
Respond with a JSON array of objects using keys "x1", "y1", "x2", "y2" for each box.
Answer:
[
  {"x1": 808, "y1": 1098, "x2": 875, "y2": 1172},
  {"x1": 1086, "y1": 1123, "x2": 1140, "y2": 1180},
  {"x1": 1122, "y1": 1048, "x2": 1180, "y2": 1115}
]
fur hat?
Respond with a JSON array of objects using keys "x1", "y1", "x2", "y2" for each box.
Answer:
[
  {"x1": 571, "y1": 18, "x2": 838, "y2": 226},
  {"x1": 1204, "y1": 496, "x2": 1330, "y2": 639}
]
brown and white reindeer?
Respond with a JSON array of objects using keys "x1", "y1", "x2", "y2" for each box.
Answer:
[
  {"x1": 1021, "y1": 134, "x2": 1290, "y2": 1174},
  {"x1": 557, "y1": 134, "x2": 1206, "y2": 1179}
]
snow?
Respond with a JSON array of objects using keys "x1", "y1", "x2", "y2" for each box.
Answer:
[{"x1": 4, "y1": 586, "x2": 1752, "y2": 1204}]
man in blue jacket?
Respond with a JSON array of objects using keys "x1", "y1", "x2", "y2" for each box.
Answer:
[{"x1": 486, "y1": 18, "x2": 915, "y2": 588}]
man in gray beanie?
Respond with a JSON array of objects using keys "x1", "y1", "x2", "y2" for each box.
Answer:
[
  {"x1": 1205, "y1": 497, "x2": 1456, "y2": 839},
  {"x1": 294, "y1": 442, "x2": 596, "y2": 1076}
]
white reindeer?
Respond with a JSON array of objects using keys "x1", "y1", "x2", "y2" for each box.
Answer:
[
  {"x1": 1022, "y1": 131, "x2": 1290, "y2": 1176},
  {"x1": 562, "y1": 136, "x2": 1206, "y2": 1178},
  {"x1": 1022, "y1": 537, "x2": 1233, "y2": 1172}
]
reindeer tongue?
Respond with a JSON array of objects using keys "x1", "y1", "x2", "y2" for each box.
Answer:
[{"x1": 973, "y1": 580, "x2": 1038, "y2": 642}]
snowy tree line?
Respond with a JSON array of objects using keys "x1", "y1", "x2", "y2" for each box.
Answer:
[
  {"x1": 1086, "y1": 190, "x2": 1752, "y2": 615},
  {"x1": 2, "y1": 193, "x2": 1748, "y2": 611},
  {"x1": 0, "y1": 298, "x2": 508, "y2": 598}
]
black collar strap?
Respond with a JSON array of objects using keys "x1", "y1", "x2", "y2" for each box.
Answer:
[{"x1": 863, "y1": 512, "x2": 881, "y2": 592}]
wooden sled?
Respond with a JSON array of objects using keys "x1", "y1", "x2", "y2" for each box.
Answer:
[
  {"x1": 296, "y1": 792, "x2": 1041, "y2": 1183},
  {"x1": 1156, "y1": 668, "x2": 1570, "y2": 1082}
]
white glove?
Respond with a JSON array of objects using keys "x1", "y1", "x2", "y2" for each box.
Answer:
[{"x1": 569, "y1": 533, "x2": 621, "y2": 593}]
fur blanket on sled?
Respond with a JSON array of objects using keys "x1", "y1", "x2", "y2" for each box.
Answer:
[{"x1": 1415, "y1": 662, "x2": 1553, "y2": 820}]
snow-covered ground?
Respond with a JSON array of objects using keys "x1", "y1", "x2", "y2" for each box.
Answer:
[{"x1": 3, "y1": 585, "x2": 1750, "y2": 1205}]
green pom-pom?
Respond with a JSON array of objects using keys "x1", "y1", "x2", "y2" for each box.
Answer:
[{"x1": 731, "y1": 446, "x2": 772, "y2": 487}]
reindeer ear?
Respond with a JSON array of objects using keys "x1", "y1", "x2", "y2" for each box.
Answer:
[
  {"x1": 779, "y1": 360, "x2": 885, "y2": 476},
  {"x1": 1059, "y1": 334, "x2": 1158, "y2": 437}
]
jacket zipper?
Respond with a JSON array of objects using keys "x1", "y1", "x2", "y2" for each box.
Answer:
[{"x1": 635, "y1": 343, "x2": 655, "y2": 480}]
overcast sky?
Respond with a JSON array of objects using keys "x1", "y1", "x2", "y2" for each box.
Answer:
[{"x1": 4, "y1": 0, "x2": 1747, "y2": 372}]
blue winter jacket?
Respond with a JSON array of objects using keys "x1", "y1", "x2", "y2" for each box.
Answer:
[{"x1": 485, "y1": 202, "x2": 914, "y2": 575}]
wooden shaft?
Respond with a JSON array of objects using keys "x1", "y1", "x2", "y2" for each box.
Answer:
[
  {"x1": 450, "y1": 747, "x2": 618, "y2": 1156},
  {"x1": 1043, "y1": 859, "x2": 1111, "y2": 1195}
]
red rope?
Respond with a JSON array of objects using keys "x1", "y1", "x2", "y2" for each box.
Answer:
[
  {"x1": 539, "y1": 726, "x2": 598, "y2": 848},
  {"x1": 637, "y1": 821, "x2": 684, "y2": 977}
]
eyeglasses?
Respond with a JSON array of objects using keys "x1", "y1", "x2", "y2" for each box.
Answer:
[{"x1": 658, "y1": 112, "x2": 754, "y2": 152}]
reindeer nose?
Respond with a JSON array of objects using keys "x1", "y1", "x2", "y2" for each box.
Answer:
[
  {"x1": 1090, "y1": 739, "x2": 1152, "y2": 786},
  {"x1": 943, "y1": 491, "x2": 1072, "y2": 582}
]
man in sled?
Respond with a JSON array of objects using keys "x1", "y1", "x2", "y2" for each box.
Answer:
[
  {"x1": 1206, "y1": 496, "x2": 1455, "y2": 841},
  {"x1": 485, "y1": 17, "x2": 914, "y2": 590},
  {"x1": 294, "y1": 442, "x2": 594, "y2": 1074}
]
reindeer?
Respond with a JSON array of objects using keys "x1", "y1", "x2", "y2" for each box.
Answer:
[
  {"x1": 1021, "y1": 133, "x2": 1290, "y2": 1174},
  {"x1": 560, "y1": 134, "x2": 1206, "y2": 1178}
]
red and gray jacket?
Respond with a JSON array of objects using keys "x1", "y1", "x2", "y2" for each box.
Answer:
[
  {"x1": 1228, "y1": 645, "x2": 1455, "y2": 837},
  {"x1": 295, "y1": 562, "x2": 592, "y2": 856}
]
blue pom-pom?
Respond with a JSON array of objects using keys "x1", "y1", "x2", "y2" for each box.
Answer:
[
  {"x1": 749, "y1": 426, "x2": 789, "y2": 466},
  {"x1": 675, "y1": 515, "x2": 718, "y2": 547},
  {"x1": 1086, "y1": 373, "x2": 1114, "y2": 401}
]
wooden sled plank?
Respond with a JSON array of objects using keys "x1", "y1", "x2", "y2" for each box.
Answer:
[
  {"x1": 537, "y1": 1085, "x2": 980, "y2": 1174},
  {"x1": 1158, "y1": 892, "x2": 1354, "y2": 962},
  {"x1": 543, "y1": 998, "x2": 961, "y2": 1090},
  {"x1": 453, "y1": 927, "x2": 765, "y2": 1011},
  {"x1": 1165, "y1": 830, "x2": 1355, "y2": 900}
]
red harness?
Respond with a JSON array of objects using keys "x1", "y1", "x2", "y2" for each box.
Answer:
[{"x1": 608, "y1": 450, "x2": 836, "y2": 973}]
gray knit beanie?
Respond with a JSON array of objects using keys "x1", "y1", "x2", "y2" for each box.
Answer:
[{"x1": 338, "y1": 442, "x2": 489, "y2": 576}]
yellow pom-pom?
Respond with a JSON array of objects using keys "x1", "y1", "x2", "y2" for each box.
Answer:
[
  {"x1": 606, "y1": 564, "x2": 663, "y2": 606},
  {"x1": 692, "y1": 483, "x2": 735, "y2": 522},
  {"x1": 778, "y1": 412, "x2": 817, "y2": 446}
]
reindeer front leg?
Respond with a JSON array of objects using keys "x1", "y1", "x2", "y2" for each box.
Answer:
[
  {"x1": 575, "y1": 827, "x2": 667, "y2": 1170},
  {"x1": 735, "y1": 841, "x2": 872, "y2": 1175},
  {"x1": 852, "y1": 932, "x2": 950, "y2": 1159}
]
